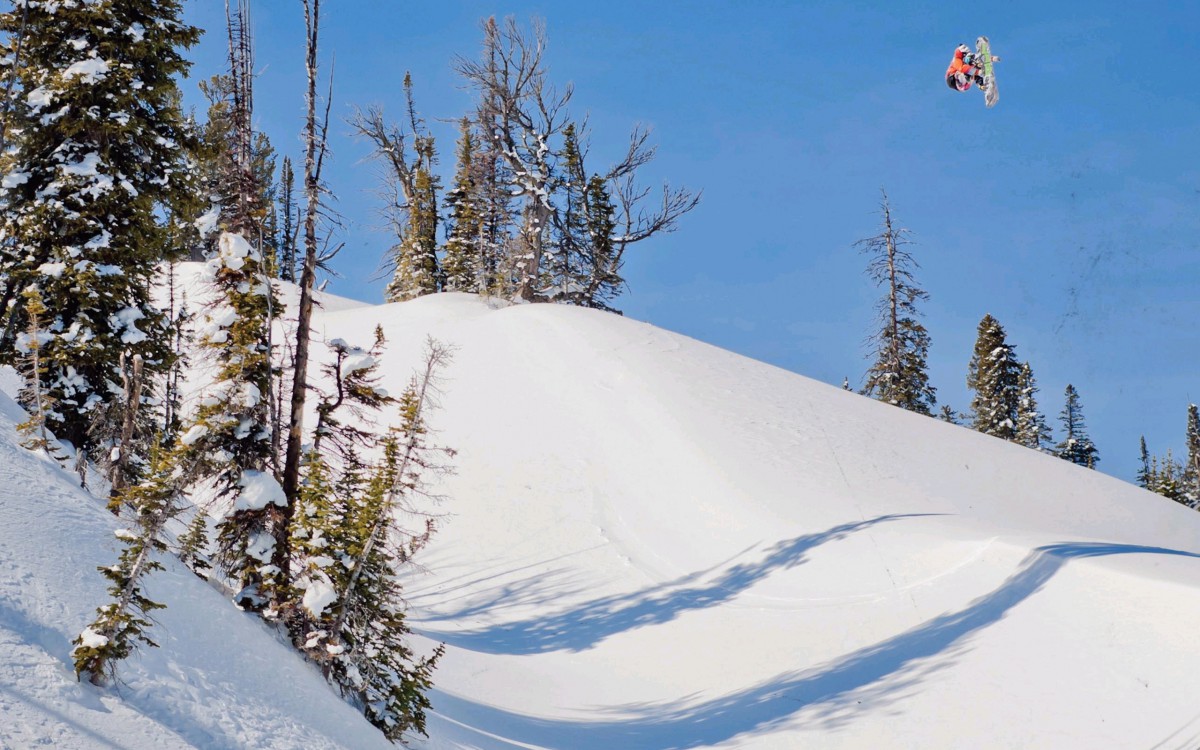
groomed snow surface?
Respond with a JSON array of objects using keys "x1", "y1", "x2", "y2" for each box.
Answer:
[{"x1": 4, "y1": 265, "x2": 1200, "y2": 748}]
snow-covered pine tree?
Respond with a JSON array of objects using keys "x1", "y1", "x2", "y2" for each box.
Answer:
[
  {"x1": 967, "y1": 314, "x2": 1021, "y2": 440},
  {"x1": 73, "y1": 442, "x2": 183, "y2": 685},
  {"x1": 386, "y1": 149, "x2": 440, "y2": 301},
  {"x1": 290, "y1": 336, "x2": 446, "y2": 741},
  {"x1": 1055, "y1": 384, "x2": 1099, "y2": 469},
  {"x1": 457, "y1": 17, "x2": 568, "y2": 302},
  {"x1": 0, "y1": 1, "x2": 199, "y2": 455},
  {"x1": 856, "y1": 191, "x2": 936, "y2": 415},
  {"x1": 195, "y1": 73, "x2": 277, "y2": 260},
  {"x1": 180, "y1": 232, "x2": 283, "y2": 612},
  {"x1": 1014, "y1": 361, "x2": 1052, "y2": 451},
  {"x1": 441, "y1": 118, "x2": 484, "y2": 293},
  {"x1": 1147, "y1": 450, "x2": 1186, "y2": 504},
  {"x1": 321, "y1": 342, "x2": 451, "y2": 741},
  {"x1": 470, "y1": 108, "x2": 516, "y2": 296},
  {"x1": 1183, "y1": 404, "x2": 1200, "y2": 508}
]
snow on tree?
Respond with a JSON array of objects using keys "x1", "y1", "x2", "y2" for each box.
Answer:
[
  {"x1": 1054, "y1": 384, "x2": 1099, "y2": 469},
  {"x1": 291, "y1": 337, "x2": 449, "y2": 742},
  {"x1": 1014, "y1": 361, "x2": 1052, "y2": 451},
  {"x1": 1147, "y1": 450, "x2": 1186, "y2": 504},
  {"x1": 180, "y1": 232, "x2": 282, "y2": 612},
  {"x1": 0, "y1": 0, "x2": 200, "y2": 456},
  {"x1": 441, "y1": 118, "x2": 486, "y2": 293},
  {"x1": 351, "y1": 75, "x2": 441, "y2": 303},
  {"x1": 967, "y1": 314, "x2": 1021, "y2": 441},
  {"x1": 73, "y1": 442, "x2": 184, "y2": 685},
  {"x1": 856, "y1": 190, "x2": 936, "y2": 415},
  {"x1": 14, "y1": 287, "x2": 56, "y2": 454}
]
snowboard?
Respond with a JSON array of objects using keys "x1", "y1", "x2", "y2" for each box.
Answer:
[{"x1": 976, "y1": 36, "x2": 999, "y2": 108}]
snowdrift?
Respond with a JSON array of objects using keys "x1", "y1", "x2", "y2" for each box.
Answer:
[{"x1": 5, "y1": 265, "x2": 1200, "y2": 748}]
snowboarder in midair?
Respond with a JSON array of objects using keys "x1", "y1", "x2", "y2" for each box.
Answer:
[{"x1": 946, "y1": 43, "x2": 986, "y2": 92}]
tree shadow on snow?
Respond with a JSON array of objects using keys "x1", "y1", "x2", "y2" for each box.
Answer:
[
  {"x1": 429, "y1": 542, "x2": 1200, "y2": 750},
  {"x1": 419, "y1": 513, "x2": 936, "y2": 655}
]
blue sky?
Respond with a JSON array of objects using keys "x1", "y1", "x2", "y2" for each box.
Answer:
[{"x1": 180, "y1": 1, "x2": 1200, "y2": 483}]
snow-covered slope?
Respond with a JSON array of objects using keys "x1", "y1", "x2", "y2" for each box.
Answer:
[
  {"x1": 6, "y1": 266, "x2": 1200, "y2": 749},
  {"x1": 308, "y1": 291, "x2": 1200, "y2": 750},
  {"x1": 0, "y1": 384, "x2": 393, "y2": 748}
]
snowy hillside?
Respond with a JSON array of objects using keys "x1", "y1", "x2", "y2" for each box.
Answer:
[{"x1": 6, "y1": 264, "x2": 1200, "y2": 749}]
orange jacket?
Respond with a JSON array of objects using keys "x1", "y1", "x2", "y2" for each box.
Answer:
[{"x1": 946, "y1": 46, "x2": 978, "y2": 79}]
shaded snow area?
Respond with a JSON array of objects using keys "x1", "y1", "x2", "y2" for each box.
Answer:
[
  {"x1": 7, "y1": 264, "x2": 1200, "y2": 748},
  {"x1": 0, "y1": 382, "x2": 392, "y2": 748}
]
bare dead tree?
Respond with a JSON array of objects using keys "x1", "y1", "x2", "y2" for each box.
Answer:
[
  {"x1": 281, "y1": 0, "x2": 332, "y2": 581},
  {"x1": 456, "y1": 16, "x2": 572, "y2": 301},
  {"x1": 606, "y1": 124, "x2": 700, "y2": 271},
  {"x1": 225, "y1": 0, "x2": 257, "y2": 237},
  {"x1": 109, "y1": 353, "x2": 145, "y2": 500}
]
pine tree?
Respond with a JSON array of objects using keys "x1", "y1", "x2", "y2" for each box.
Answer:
[
  {"x1": 14, "y1": 287, "x2": 55, "y2": 453},
  {"x1": 180, "y1": 233, "x2": 282, "y2": 612},
  {"x1": 967, "y1": 314, "x2": 1021, "y2": 440},
  {"x1": 1055, "y1": 384, "x2": 1099, "y2": 468},
  {"x1": 277, "y1": 155, "x2": 299, "y2": 282},
  {"x1": 0, "y1": 1, "x2": 200, "y2": 455},
  {"x1": 544, "y1": 123, "x2": 588, "y2": 301},
  {"x1": 441, "y1": 118, "x2": 484, "y2": 293},
  {"x1": 290, "y1": 337, "x2": 446, "y2": 741},
  {"x1": 73, "y1": 442, "x2": 183, "y2": 685},
  {"x1": 856, "y1": 191, "x2": 936, "y2": 415},
  {"x1": 1014, "y1": 362, "x2": 1052, "y2": 451},
  {"x1": 1137, "y1": 436, "x2": 1152, "y2": 489},
  {"x1": 385, "y1": 149, "x2": 440, "y2": 302},
  {"x1": 1147, "y1": 450, "x2": 1187, "y2": 504},
  {"x1": 1183, "y1": 404, "x2": 1200, "y2": 507},
  {"x1": 938, "y1": 405, "x2": 961, "y2": 425}
]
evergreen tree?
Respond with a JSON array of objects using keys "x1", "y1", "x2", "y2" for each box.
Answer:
[
  {"x1": 581, "y1": 173, "x2": 621, "y2": 309},
  {"x1": 1055, "y1": 384, "x2": 1099, "y2": 468},
  {"x1": 544, "y1": 123, "x2": 588, "y2": 301},
  {"x1": 14, "y1": 287, "x2": 55, "y2": 453},
  {"x1": 385, "y1": 147, "x2": 440, "y2": 302},
  {"x1": 290, "y1": 337, "x2": 447, "y2": 741},
  {"x1": 441, "y1": 118, "x2": 484, "y2": 293},
  {"x1": 1014, "y1": 361, "x2": 1052, "y2": 451},
  {"x1": 938, "y1": 405, "x2": 961, "y2": 425},
  {"x1": 967, "y1": 314, "x2": 1021, "y2": 440},
  {"x1": 1183, "y1": 404, "x2": 1200, "y2": 507},
  {"x1": 1147, "y1": 450, "x2": 1187, "y2": 504},
  {"x1": 856, "y1": 191, "x2": 936, "y2": 415},
  {"x1": 277, "y1": 155, "x2": 299, "y2": 282},
  {"x1": 73, "y1": 442, "x2": 183, "y2": 685},
  {"x1": 179, "y1": 233, "x2": 282, "y2": 612},
  {"x1": 1137, "y1": 436, "x2": 1151, "y2": 489},
  {"x1": 0, "y1": 1, "x2": 200, "y2": 454},
  {"x1": 195, "y1": 74, "x2": 277, "y2": 259}
]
